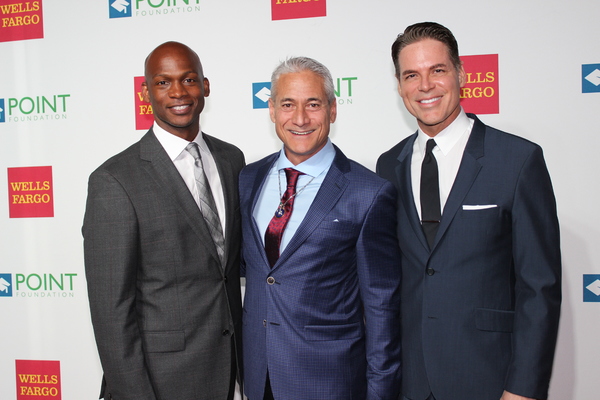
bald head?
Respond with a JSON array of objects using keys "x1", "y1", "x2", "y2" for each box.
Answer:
[
  {"x1": 144, "y1": 41, "x2": 204, "y2": 81},
  {"x1": 141, "y1": 41, "x2": 210, "y2": 141}
]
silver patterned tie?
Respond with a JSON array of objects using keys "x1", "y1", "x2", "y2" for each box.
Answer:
[{"x1": 185, "y1": 142, "x2": 225, "y2": 265}]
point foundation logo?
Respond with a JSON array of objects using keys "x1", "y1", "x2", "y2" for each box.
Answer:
[
  {"x1": 334, "y1": 76, "x2": 357, "y2": 105},
  {"x1": 1, "y1": 94, "x2": 70, "y2": 123},
  {"x1": 460, "y1": 54, "x2": 499, "y2": 115},
  {"x1": 0, "y1": 272, "x2": 78, "y2": 298},
  {"x1": 8, "y1": 166, "x2": 54, "y2": 218},
  {"x1": 0, "y1": 0, "x2": 44, "y2": 43},
  {"x1": 271, "y1": 0, "x2": 325, "y2": 21},
  {"x1": 584, "y1": 274, "x2": 600, "y2": 302},
  {"x1": 0, "y1": 273, "x2": 13, "y2": 296},
  {"x1": 134, "y1": 76, "x2": 153, "y2": 130},
  {"x1": 253, "y1": 82, "x2": 271, "y2": 109},
  {"x1": 16, "y1": 360, "x2": 61, "y2": 399},
  {"x1": 109, "y1": 0, "x2": 200, "y2": 19},
  {"x1": 253, "y1": 76, "x2": 357, "y2": 109},
  {"x1": 582, "y1": 64, "x2": 600, "y2": 93}
]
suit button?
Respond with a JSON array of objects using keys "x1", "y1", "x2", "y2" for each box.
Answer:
[
  {"x1": 267, "y1": 276, "x2": 275, "y2": 285},
  {"x1": 263, "y1": 320, "x2": 267, "y2": 327},
  {"x1": 426, "y1": 268, "x2": 435, "y2": 276},
  {"x1": 223, "y1": 276, "x2": 228, "y2": 283},
  {"x1": 222, "y1": 329, "x2": 230, "y2": 336}
]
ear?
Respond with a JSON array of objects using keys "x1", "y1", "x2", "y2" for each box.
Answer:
[
  {"x1": 141, "y1": 81, "x2": 150, "y2": 103},
  {"x1": 203, "y1": 77, "x2": 210, "y2": 97},
  {"x1": 397, "y1": 78, "x2": 403, "y2": 97},
  {"x1": 458, "y1": 64, "x2": 466, "y2": 88},
  {"x1": 268, "y1": 98, "x2": 276, "y2": 123},
  {"x1": 329, "y1": 99, "x2": 337, "y2": 123}
]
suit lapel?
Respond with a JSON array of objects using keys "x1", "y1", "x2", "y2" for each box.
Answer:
[
  {"x1": 139, "y1": 130, "x2": 221, "y2": 264},
  {"x1": 396, "y1": 134, "x2": 430, "y2": 251},
  {"x1": 434, "y1": 115, "x2": 485, "y2": 249},
  {"x1": 249, "y1": 154, "x2": 279, "y2": 268},
  {"x1": 274, "y1": 146, "x2": 349, "y2": 270}
]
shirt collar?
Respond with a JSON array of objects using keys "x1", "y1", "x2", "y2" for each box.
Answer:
[
  {"x1": 275, "y1": 139, "x2": 335, "y2": 178},
  {"x1": 416, "y1": 108, "x2": 472, "y2": 156},
  {"x1": 152, "y1": 122, "x2": 206, "y2": 161}
]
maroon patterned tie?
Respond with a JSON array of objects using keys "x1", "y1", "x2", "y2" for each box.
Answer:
[{"x1": 264, "y1": 168, "x2": 303, "y2": 267}]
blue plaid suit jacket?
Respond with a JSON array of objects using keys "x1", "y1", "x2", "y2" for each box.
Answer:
[{"x1": 240, "y1": 145, "x2": 402, "y2": 400}]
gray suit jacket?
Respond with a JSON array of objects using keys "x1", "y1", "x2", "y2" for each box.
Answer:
[{"x1": 83, "y1": 129, "x2": 245, "y2": 400}]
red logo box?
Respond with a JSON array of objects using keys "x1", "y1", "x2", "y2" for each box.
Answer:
[
  {"x1": 0, "y1": 0, "x2": 44, "y2": 43},
  {"x1": 272, "y1": 0, "x2": 326, "y2": 21},
  {"x1": 460, "y1": 54, "x2": 499, "y2": 115},
  {"x1": 7, "y1": 166, "x2": 54, "y2": 218},
  {"x1": 15, "y1": 360, "x2": 61, "y2": 399},
  {"x1": 135, "y1": 76, "x2": 154, "y2": 130}
]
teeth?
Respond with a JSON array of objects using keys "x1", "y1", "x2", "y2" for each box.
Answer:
[
  {"x1": 290, "y1": 130, "x2": 314, "y2": 135},
  {"x1": 420, "y1": 97, "x2": 440, "y2": 104},
  {"x1": 172, "y1": 105, "x2": 189, "y2": 111}
]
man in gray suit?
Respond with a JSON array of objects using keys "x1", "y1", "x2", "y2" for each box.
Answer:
[{"x1": 83, "y1": 41, "x2": 245, "y2": 400}]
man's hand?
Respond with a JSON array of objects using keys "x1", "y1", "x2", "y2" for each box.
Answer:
[{"x1": 500, "y1": 390, "x2": 536, "y2": 400}]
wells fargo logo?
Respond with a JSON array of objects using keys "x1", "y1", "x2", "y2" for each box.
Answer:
[
  {"x1": 0, "y1": 0, "x2": 43, "y2": 43},
  {"x1": 134, "y1": 76, "x2": 153, "y2": 130},
  {"x1": 110, "y1": 0, "x2": 200, "y2": 19},
  {"x1": 459, "y1": 54, "x2": 499, "y2": 115},
  {"x1": 16, "y1": 360, "x2": 61, "y2": 399},
  {"x1": 2, "y1": 94, "x2": 70, "y2": 122},
  {"x1": 271, "y1": 0, "x2": 326, "y2": 21},
  {"x1": 7, "y1": 166, "x2": 54, "y2": 218}
]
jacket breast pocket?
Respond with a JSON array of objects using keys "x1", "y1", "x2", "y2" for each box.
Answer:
[
  {"x1": 142, "y1": 330, "x2": 186, "y2": 353},
  {"x1": 304, "y1": 321, "x2": 362, "y2": 341},
  {"x1": 475, "y1": 308, "x2": 514, "y2": 333},
  {"x1": 460, "y1": 206, "x2": 499, "y2": 219},
  {"x1": 317, "y1": 218, "x2": 356, "y2": 232}
]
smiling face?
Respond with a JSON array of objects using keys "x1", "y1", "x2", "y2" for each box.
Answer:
[
  {"x1": 269, "y1": 70, "x2": 337, "y2": 165},
  {"x1": 397, "y1": 38, "x2": 466, "y2": 137},
  {"x1": 142, "y1": 42, "x2": 209, "y2": 141}
]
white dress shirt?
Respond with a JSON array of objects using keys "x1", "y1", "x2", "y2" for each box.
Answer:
[
  {"x1": 411, "y1": 109, "x2": 474, "y2": 219},
  {"x1": 152, "y1": 122, "x2": 226, "y2": 236}
]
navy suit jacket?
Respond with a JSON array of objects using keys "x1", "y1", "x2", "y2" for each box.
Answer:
[
  {"x1": 376, "y1": 114, "x2": 561, "y2": 400},
  {"x1": 240, "y1": 146, "x2": 402, "y2": 400}
]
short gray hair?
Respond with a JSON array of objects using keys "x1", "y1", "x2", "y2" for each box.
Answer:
[{"x1": 271, "y1": 57, "x2": 336, "y2": 103}]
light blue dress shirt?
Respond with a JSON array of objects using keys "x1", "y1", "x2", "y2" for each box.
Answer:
[{"x1": 253, "y1": 139, "x2": 335, "y2": 253}]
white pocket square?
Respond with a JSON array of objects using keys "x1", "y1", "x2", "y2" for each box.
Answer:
[{"x1": 462, "y1": 204, "x2": 498, "y2": 210}]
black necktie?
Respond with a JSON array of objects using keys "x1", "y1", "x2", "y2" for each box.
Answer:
[{"x1": 420, "y1": 139, "x2": 441, "y2": 249}]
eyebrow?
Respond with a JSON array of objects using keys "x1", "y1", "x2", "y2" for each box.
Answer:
[
  {"x1": 401, "y1": 63, "x2": 448, "y2": 76},
  {"x1": 152, "y1": 71, "x2": 199, "y2": 79},
  {"x1": 279, "y1": 97, "x2": 323, "y2": 103}
]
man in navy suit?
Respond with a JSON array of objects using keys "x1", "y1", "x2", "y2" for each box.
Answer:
[
  {"x1": 240, "y1": 57, "x2": 402, "y2": 400},
  {"x1": 377, "y1": 22, "x2": 561, "y2": 400}
]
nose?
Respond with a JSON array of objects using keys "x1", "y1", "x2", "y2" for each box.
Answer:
[
  {"x1": 168, "y1": 81, "x2": 187, "y2": 98},
  {"x1": 292, "y1": 106, "x2": 309, "y2": 126},
  {"x1": 419, "y1": 75, "x2": 434, "y2": 92}
]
